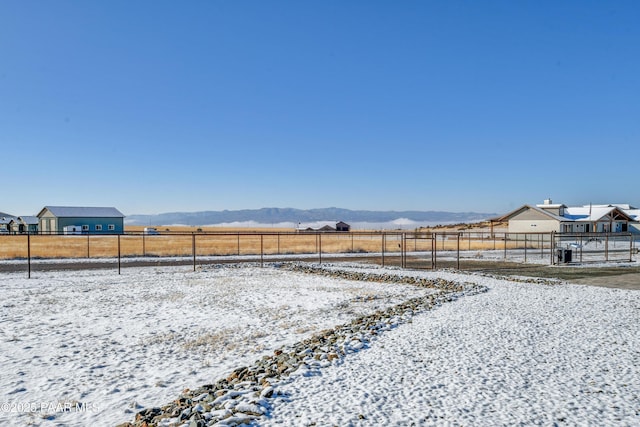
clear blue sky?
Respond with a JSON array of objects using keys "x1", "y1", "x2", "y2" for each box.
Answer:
[{"x1": 1, "y1": 1, "x2": 638, "y2": 216}]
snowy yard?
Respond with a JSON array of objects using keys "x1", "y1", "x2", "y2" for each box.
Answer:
[{"x1": 1, "y1": 262, "x2": 639, "y2": 426}]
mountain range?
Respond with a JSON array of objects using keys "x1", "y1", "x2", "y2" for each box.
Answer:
[{"x1": 125, "y1": 207, "x2": 496, "y2": 227}]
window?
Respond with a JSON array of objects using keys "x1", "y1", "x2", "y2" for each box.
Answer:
[
  {"x1": 82, "y1": 225, "x2": 89, "y2": 231},
  {"x1": 108, "y1": 224, "x2": 115, "y2": 231},
  {"x1": 95, "y1": 224, "x2": 103, "y2": 231}
]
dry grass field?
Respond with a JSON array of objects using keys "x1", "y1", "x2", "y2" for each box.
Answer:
[
  {"x1": 0, "y1": 232, "x2": 404, "y2": 259},
  {"x1": 0, "y1": 223, "x2": 541, "y2": 260}
]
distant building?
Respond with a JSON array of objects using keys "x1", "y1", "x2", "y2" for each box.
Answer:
[
  {"x1": 300, "y1": 221, "x2": 351, "y2": 232},
  {"x1": 9, "y1": 216, "x2": 39, "y2": 234},
  {"x1": 37, "y1": 206, "x2": 125, "y2": 234},
  {"x1": 335, "y1": 221, "x2": 351, "y2": 232},
  {"x1": 496, "y1": 199, "x2": 638, "y2": 233},
  {"x1": 0, "y1": 215, "x2": 14, "y2": 233}
]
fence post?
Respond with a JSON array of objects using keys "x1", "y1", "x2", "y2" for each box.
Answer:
[
  {"x1": 117, "y1": 234, "x2": 121, "y2": 275},
  {"x1": 192, "y1": 233, "x2": 196, "y2": 271},
  {"x1": 605, "y1": 233, "x2": 609, "y2": 262},
  {"x1": 429, "y1": 233, "x2": 433, "y2": 269},
  {"x1": 27, "y1": 233, "x2": 31, "y2": 279},
  {"x1": 402, "y1": 233, "x2": 406, "y2": 268},
  {"x1": 504, "y1": 233, "x2": 507, "y2": 259},
  {"x1": 404, "y1": 233, "x2": 407, "y2": 268},
  {"x1": 540, "y1": 234, "x2": 543, "y2": 258},
  {"x1": 260, "y1": 234, "x2": 264, "y2": 267},
  {"x1": 381, "y1": 233, "x2": 385, "y2": 267},
  {"x1": 456, "y1": 232, "x2": 460, "y2": 270},
  {"x1": 524, "y1": 234, "x2": 527, "y2": 263},
  {"x1": 433, "y1": 232, "x2": 437, "y2": 269},
  {"x1": 318, "y1": 233, "x2": 322, "y2": 264}
]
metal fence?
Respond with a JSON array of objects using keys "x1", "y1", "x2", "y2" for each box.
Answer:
[
  {"x1": 1, "y1": 231, "x2": 637, "y2": 277},
  {"x1": 553, "y1": 232, "x2": 636, "y2": 265}
]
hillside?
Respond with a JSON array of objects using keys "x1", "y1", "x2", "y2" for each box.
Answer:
[{"x1": 125, "y1": 207, "x2": 496, "y2": 227}]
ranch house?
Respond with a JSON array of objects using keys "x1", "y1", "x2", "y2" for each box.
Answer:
[
  {"x1": 37, "y1": 206, "x2": 125, "y2": 234},
  {"x1": 9, "y1": 216, "x2": 40, "y2": 234},
  {"x1": 335, "y1": 221, "x2": 351, "y2": 232},
  {"x1": 300, "y1": 221, "x2": 352, "y2": 232},
  {"x1": 0, "y1": 215, "x2": 13, "y2": 233},
  {"x1": 496, "y1": 199, "x2": 639, "y2": 234}
]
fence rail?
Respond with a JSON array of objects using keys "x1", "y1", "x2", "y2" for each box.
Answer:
[{"x1": 1, "y1": 231, "x2": 637, "y2": 278}]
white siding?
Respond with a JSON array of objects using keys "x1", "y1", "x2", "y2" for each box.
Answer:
[{"x1": 508, "y1": 219, "x2": 560, "y2": 233}]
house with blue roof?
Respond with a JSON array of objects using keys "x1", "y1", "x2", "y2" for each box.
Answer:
[
  {"x1": 0, "y1": 214, "x2": 15, "y2": 233},
  {"x1": 37, "y1": 206, "x2": 125, "y2": 234},
  {"x1": 7, "y1": 216, "x2": 40, "y2": 234}
]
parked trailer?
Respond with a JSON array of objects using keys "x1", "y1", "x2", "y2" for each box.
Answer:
[{"x1": 63, "y1": 225, "x2": 83, "y2": 235}]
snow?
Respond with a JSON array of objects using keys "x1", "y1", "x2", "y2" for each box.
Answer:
[
  {"x1": 1, "y1": 263, "x2": 639, "y2": 426},
  {"x1": 0, "y1": 264, "x2": 427, "y2": 426},
  {"x1": 265, "y1": 271, "x2": 640, "y2": 426}
]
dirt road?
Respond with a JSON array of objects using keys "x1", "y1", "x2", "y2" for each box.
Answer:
[
  {"x1": 2, "y1": 255, "x2": 638, "y2": 290},
  {"x1": 420, "y1": 259, "x2": 640, "y2": 290}
]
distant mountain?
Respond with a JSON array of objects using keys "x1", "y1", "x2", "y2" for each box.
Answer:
[{"x1": 125, "y1": 207, "x2": 496, "y2": 228}]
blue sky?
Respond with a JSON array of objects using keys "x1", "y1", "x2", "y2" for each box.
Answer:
[{"x1": 1, "y1": 1, "x2": 639, "y2": 216}]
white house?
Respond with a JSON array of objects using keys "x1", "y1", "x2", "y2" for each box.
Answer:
[
  {"x1": 497, "y1": 199, "x2": 638, "y2": 233},
  {"x1": 8, "y1": 216, "x2": 40, "y2": 234},
  {"x1": 623, "y1": 207, "x2": 640, "y2": 233},
  {"x1": 0, "y1": 216, "x2": 14, "y2": 233}
]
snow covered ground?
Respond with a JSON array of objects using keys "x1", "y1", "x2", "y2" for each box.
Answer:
[
  {"x1": 0, "y1": 263, "x2": 429, "y2": 426},
  {"x1": 264, "y1": 270, "x2": 640, "y2": 426},
  {"x1": 1, "y1": 262, "x2": 639, "y2": 426}
]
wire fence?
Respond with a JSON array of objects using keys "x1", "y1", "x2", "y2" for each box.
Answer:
[{"x1": 0, "y1": 231, "x2": 637, "y2": 277}]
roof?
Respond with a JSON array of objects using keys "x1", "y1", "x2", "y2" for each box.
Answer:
[
  {"x1": 318, "y1": 225, "x2": 336, "y2": 231},
  {"x1": 585, "y1": 203, "x2": 638, "y2": 210},
  {"x1": 563, "y1": 206, "x2": 610, "y2": 222},
  {"x1": 499, "y1": 203, "x2": 636, "y2": 224},
  {"x1": 38, "y1": 206, "x2": 125, "y2": 218},
  {"x1": 564, "y1": 206, "x2": 634, "y2": 222},
  {"x1": 495, "y1": 204, "x2": 565, "y2": 222},
  {"x1": 536, "y1": 203, "x2": 566, "y2": 209},
  {"x1": 0, "y1": 211, "x2": 15, "y2": 218},
  {"x1": 18, "y1": 216, "x2": 39, "y2": 225},
  {"x1": 625, "y1": 209, "x2": 640, "y2": 219}
]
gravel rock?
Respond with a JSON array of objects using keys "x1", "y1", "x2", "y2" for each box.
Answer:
[{"x1": 125, "y1": 263, "x2": 488, "y2": 426}]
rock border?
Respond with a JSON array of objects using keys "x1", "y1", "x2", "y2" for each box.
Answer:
[{"x1": 119, "y1": 263, "x2": 487, "y2": 427}]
